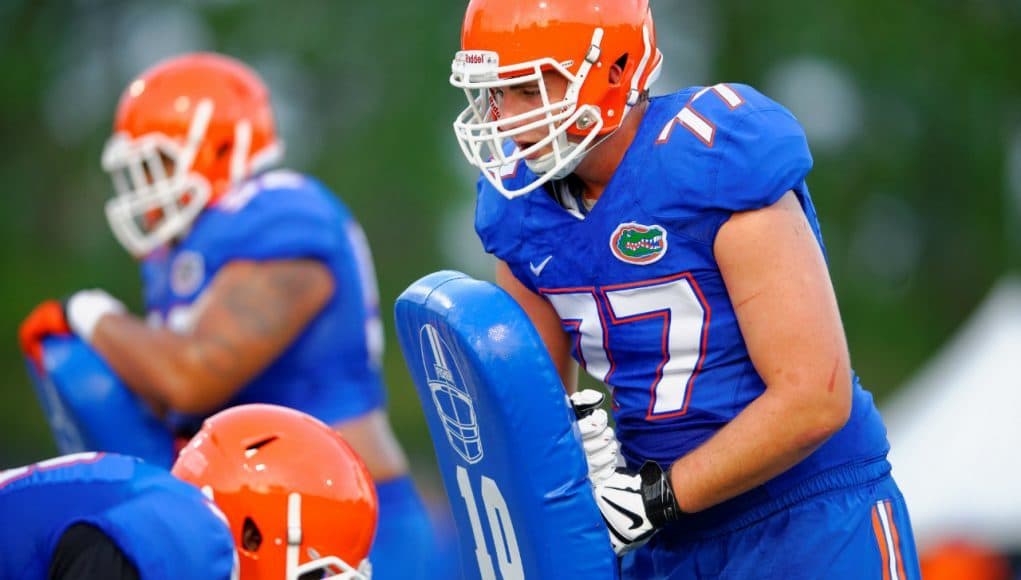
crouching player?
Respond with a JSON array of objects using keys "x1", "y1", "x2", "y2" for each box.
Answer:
[{"x1": 0, "y1": 404, "x2": 378, "y2": 580}]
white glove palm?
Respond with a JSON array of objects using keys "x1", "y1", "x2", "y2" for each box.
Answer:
[{"x1": 569, "y1": 389, "x2": 621, "y2": 487}]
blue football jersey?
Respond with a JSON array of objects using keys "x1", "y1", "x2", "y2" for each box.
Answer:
[
  {"x1": 475, "y1": 84, "x2": 890, "y2": 516},
  {"x1": 0, "y1": 452, "x2": 235, "y2": 580},
  {"x1": 140, "y1": 170, "x2": 386, "y2": 436}
]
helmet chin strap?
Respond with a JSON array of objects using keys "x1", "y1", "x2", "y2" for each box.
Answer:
[
  {"x1": 525, "y1": 21, "x2": 660, "y2": 185},
  {"x1": 524, "y1": 141, "x2": 582, "y2": 180},
  {"x1": 524, "y1": 125, "x2": 617, "y2": 181}
]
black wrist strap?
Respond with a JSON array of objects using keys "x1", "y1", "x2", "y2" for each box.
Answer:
[{"x1": 638, "y1": 461, "x2": 684, "y2": 527}]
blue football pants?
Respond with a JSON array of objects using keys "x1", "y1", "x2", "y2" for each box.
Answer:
[{"x1": 622, "y1": 474, "x2": 920, "y2": 579}]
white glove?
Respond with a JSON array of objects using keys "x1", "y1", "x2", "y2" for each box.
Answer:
[
  {"x1": 569, "y1": 389, "x2": 621, "y2": 487},
  {"x1": 593, "y1": 462, "x2": 684, "y2": 556},
  {"x1": 65, "y1": 289, "x2": 126, "y2": 343}
]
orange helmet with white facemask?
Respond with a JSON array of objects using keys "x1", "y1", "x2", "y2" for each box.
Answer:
[
  {"x1": 172, "y1": 404, "x2": 378, "y2": 580},
  {"x1": 102, "y1": 52, "x2": 283, "y2": 258},
  {"x1": 450, "y1": 0, "x2": 662, "y2": 198}
]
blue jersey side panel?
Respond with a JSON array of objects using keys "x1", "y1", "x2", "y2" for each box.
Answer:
[
  {"x1": 474, "y1": 84, "x2": 890, "y2": 525},
  {"x1": 0, "y1": 453, "x2": 235, "y2": 580},
  {"x1": 141, "y1": 170, "x2": 385, "y2": 435}
]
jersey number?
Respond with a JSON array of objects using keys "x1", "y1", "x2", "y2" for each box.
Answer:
[
  {"x1": 544, "y1": 273, "x2": 709, "y2": 420},
  {"x1": 657, "y1": 83, "x2": 746, "y2": 146},
  {"x1": 455, "y1": 465, "x2": 524, "y2": 580}
]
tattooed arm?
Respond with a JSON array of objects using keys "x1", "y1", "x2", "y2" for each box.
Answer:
[{"x1": 89, "y1": 259, "x2": 334, "y2": 416}]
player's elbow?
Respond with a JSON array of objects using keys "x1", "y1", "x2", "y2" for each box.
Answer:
[
  {"x1": 815, "y1": 392, "x2": 852, "y2": 438},
  {"x1": 170, "y1": 338, "x2": 259, "y2": 413},
  {"x1": 157, "y1": 357, "x2": 239, "y2": 415},
  {"x1": 798, "y1": 374, "x2": 853, "y2": 447},
  {"x1": 157, "y1": 374, "x2": 222, "y2": 415},
  {"x1": 163, "y1": 386, "x2": 221, "y2": 415}
]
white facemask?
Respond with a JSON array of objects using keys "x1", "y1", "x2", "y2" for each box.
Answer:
[{"x1": 450, "y1": 29, "x2": 608, "y2": 199}]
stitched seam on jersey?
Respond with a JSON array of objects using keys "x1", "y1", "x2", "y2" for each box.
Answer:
[
  {"x1": 706, "y1": 106, "x2": 748, "y2": 247},
  {"x1": 708, "y1": 106, "x2": 791, "y2": 248},
  {"x1": 640, "y1": 99, "x2": 715, "y2": 248},
  {"x1": 709, "y1": 105, "x2": 790, "y2": 201},
  {"x1": 659, "y1": 220, "x2": 719, "y2": 248},
  {"x1": 509, "y1": 194, "x2": 536, "y2": 292},
  {"x1": 627, "y1": 124, "x2": 654, "y2": 222},
  {"x1": 631, "y1": 93, "x2": 708, "y2": 246},
  {"x1": 516, "y1": 194, "x2": 531, "y2": 256}
]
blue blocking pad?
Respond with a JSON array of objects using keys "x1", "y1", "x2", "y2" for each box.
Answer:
[
  {"x1": 26, "y1": 336, "x2": 175, "y2": 467},
  {"x1": 395, "y1": 270, "x2": 618, "y2": 580}
]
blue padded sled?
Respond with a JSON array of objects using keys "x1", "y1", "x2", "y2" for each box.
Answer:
[
  {"x1": 25, "y1": 336, "x2": 175, "y2": 467},
  {"x1": 395, "y1": 270, "x2": 618, "y2": 580}
]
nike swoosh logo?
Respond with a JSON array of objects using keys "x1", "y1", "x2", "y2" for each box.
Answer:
[
  {"x1": 604, "y1": 485, "x2": 639, "y2": 493},
  {"x1": 603, "y1": 496, "x2": 645, "y2": 530},
  {"x1": 529, "y1": 255, "x2": 553, "y2": 276}
]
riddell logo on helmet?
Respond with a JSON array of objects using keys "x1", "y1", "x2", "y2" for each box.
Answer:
[{"x1": 456, "y1": 51, "x2": 498, "y2": 68}]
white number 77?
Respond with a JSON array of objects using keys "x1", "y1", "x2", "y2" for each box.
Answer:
[{"x1": 544, "y1": 273, "x2": 709, "y2": 419}]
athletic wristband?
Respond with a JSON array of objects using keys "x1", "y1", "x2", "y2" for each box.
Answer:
[
  {"x1": 639, "y1": 461, "x2": 685, "y2": 527},
  {"x1": 65, "y1": 289, "x2": 126, "y2": 343}
]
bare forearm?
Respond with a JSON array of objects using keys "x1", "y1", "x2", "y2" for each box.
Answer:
[
  {"x1": 90, "y1": 314, "x2": 239, "y2": 414},
  {"x1": 669, "y1": 389, "x2": 847, "y2": 513},
  {"x1": 89, "y1": 260, "x2": 332, "y2": 415},
  {"x1": 679, "y1": 192, "x2": 854, "y2": 513}
]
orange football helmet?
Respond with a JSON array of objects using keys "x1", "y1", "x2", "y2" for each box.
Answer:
[
  {"x1": 172, "y1": 404, "x2": 378, "y2": 580},
  {"x1": 450, "y1": 0, "x2": 663, "y2": 198},
  {"x1": 102, "y1": 52, "x2": 283, "y2": 257}
]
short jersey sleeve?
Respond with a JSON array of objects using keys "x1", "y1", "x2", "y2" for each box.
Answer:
[
  {"x1": 650, "y1": 84, "x2": 813, "y2": 217},
  {"x1": 711, "y1": 94, "x2": 813, "y2": 211},
  {"x1": 198, "y1": 170, "x2": 345, "y2": 266}
]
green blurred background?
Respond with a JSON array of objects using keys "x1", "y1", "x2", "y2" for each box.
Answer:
[{"x1": 0, "y1": 0, "x2": 1018, "y2": 486}]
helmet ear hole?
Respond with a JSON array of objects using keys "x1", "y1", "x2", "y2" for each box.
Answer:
[
  {"x1": 215, "y1": 141, "x2": 232, "y2": 159},
  {"x1": 242, "y1": 516, "x2": 263, "y2": 551},
  {"x1": 610, "y1": 54, "x2": 629, "y2": 86}
]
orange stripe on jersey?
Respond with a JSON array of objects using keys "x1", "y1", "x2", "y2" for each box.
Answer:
[
  {"x1": 884, "y1": 501, "x2": 908, "y2": 580},
  {"x1": 872, "y1": 504, "x2": 891, "y2": 580}
]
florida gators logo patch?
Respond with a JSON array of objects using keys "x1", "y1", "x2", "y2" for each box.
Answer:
[{"x1": 610, "y1": 222, "x2": 668, "y2": 264}]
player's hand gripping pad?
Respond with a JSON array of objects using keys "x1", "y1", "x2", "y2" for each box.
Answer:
[
  {"x1": 395, "y1": 271, "x2": 619, "y2": 580},
  {"x1": 24, "y1": 336, "x2": 174, "y2": 467}
]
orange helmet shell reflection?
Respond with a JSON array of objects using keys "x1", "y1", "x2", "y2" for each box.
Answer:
[
  {"x1": 112, "y1": 52, "x2": 279, "y2": 204},
  {"x1": 172, "y1": 404, "x2": 378, "y2": 580},
  {"x1": 461, "y1": 0, "x2": 662, "y2": 136}
]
